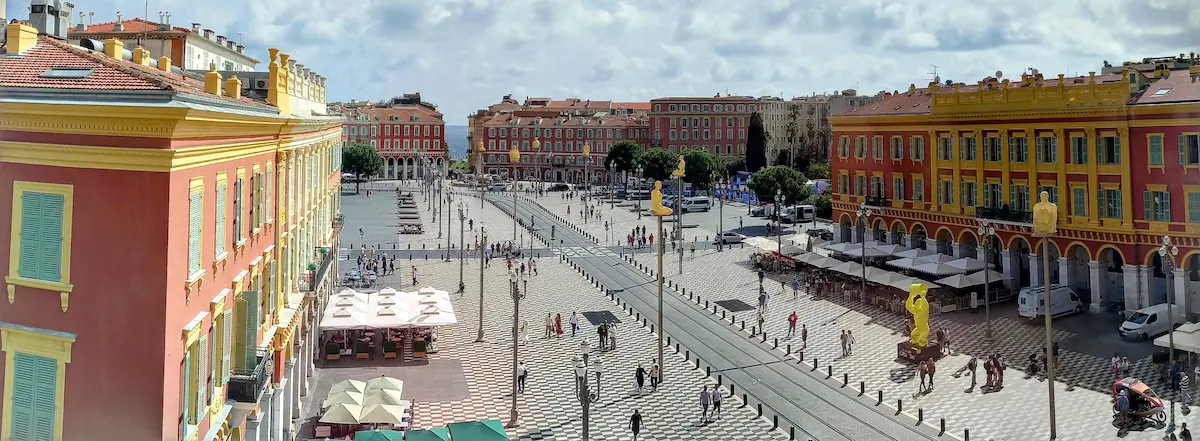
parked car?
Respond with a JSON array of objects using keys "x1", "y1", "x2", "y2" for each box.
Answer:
[
  {"x1": 547, "y1": 183, "x2": 570, "y2": 191},
  {"x1": 712, "y1": 232, "x2": 746, "y2": 244},
  {"x1": 1120, "y1": 303, "x2": 1186, "y2": 340},
  {"x1": 681, "y1": 197, "x2": 712, "y2": 212},
  {"x1": 488, "y1": 183, "x2": 509, "y2": 191},
  {"x1": 751, "y1": 205, "x2": 774, "y2": 217}
]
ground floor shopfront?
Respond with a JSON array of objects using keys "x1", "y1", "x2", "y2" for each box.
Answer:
[
  {"x1": 483, "y1": 165, "x2": 616, "y2": 184},
  {"x1": 380, "y1": 156, "x2": 448, "y2": 181},
  {"x1": 832, "y1": 203, "x2": 1200, "y2": 318}
]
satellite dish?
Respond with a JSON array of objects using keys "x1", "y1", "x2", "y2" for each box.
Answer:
[
  {"x1": 1031, "y1": 69, "x2": 1040, "y2": 75},
  {"x1": 995, "y1": 71, "x2": 1004, "y2": 79}
]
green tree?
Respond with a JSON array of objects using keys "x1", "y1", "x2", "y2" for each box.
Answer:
[
  {"x1": 681, "y1": 148, "x2": 722, "y2": 189},
  {"x1": 745, "y1": 112, "x2": 769, "y2": 172},
  {"x1": 637, "y1": 148, "x2": 678, "y2": 181},
  {"x1": 813, "y1": 191, "x2": 833, "y2": 219},
  {"x1": 606, "y1": 140, "x2": 644, "y2": 190},
  {"x1": 747, "y1": 165, "x2": 812, "y2": 204},
  {"x1": 723, "y1": 157, "x2": 746, "y2": 179},
  {"x1": 342, "y1": 142, "x2": 384, "y2": 194},
  {"x1": 773, "y1": 150, "x2": 791, "y2": 167},
  {"x1": 804, "y1": 162, "x2": 831, "y2": 180}
]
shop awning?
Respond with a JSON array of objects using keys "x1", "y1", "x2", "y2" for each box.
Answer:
[
  {"x1": 446, "y1": 419, "x2": 508, "y2": 441},
  {"x1": 403, "y1": 427, "x2": 450, "y2": 441},
  {"x1": 1154, "y1": 322, "x2": 1200, "y2": 353}
]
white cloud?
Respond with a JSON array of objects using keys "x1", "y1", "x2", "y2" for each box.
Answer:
[{"x1": 8, "y1": 0, "x2": 1196, "y2": 122}]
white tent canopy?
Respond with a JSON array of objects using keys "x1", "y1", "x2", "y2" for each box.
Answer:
[
  {"x1": 1154, "y1": 322, "x2": 1200, "y2": 353},
  {"x1": 319, "y1": 403, "x2": 363, "y2": 424},
  {"x1": 894, "y1": 248, "x2": 937, "y2": 259},
  {"x1": 319, "y1": 287, "x2": 459, "y2": 331}
]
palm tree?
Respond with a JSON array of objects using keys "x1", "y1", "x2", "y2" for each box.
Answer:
[{"x1": 785, "y1": 103, "x2": 801, "y2": 169}]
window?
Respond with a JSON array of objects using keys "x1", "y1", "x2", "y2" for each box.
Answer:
[
  {"x1": 1010, "y1": 185, "x2": 1031, "y2": 211},
  {"x1": 370, "y1": 126, "x2": 377, "y2": 137},
  {"x1": 249, "y1": 171, "x2": 259, "y2": 229},
  {"x1": 265, "y1": 165, "x2": 273, "y2": 222},
  {"x1": 839, "y1": 137, "x2": 850, "y2": 158},
  {"x1": 188, "y1": 179, "x2": 203, "y2": 278},
  {"x1": 869, "y1": 176, "x2": 884, "y2": 197},
  {"x1": 1037, "y1": 186, "x2": 1059, "y2": 204},
  {"x1": 214, "y1": 176, "x2": 227, "y2": 260},
  {"x1": 1099, "y1": 188, "x2": 1123, "y2": 219},
  {"x1": 435, "y1": 126, "x2": 441, "y2": 137},
  {"x1": 890, "y1": 138, "x2": 903, "y2": 160},
  {"x1": 937, "y1": 137, "x2": 953, "y2": 161},
  {"x1": 983, "y1": 183, "x2": 1003, "y2": 208},
  {"x1": 872, "y1": 137, "x2": 883, "y2": 159},
  {"x1": 668, "y1": 104, "x2": 677, "y2": 112},
  {"x1": 854, "y1": 175, "x2": 864, "y2": 196},
  {"x1": 405, "y1": 125, "x2": 411, "y2": 136},
  {"x1": 383, "y1": 125, "x2": 390, "y2": 136},
  {"x1": 1145, "y1": 190, "x2": 1171, "y2": 222},
  {"x1": 1009, "y1": 136, "x2": 1028, "y2": 162},
  {"x1": 233, "y1": 171, "x2": 244, "y2": 244},
  {"x1": 893, "y1": 176, "x2": 905, "y2": 200},
  {"x1": 9, "y1": 182, "x2": 73, "y2": 292},
  {"x1": 1072, "y1": 136, "x2": 1089, "y2": 164},
  {"x1": 1188, "y1": 192, "x2": 1200, "y2": 223},
  {"x1": 912, "y1": 178, "x2": 924, "y2": 202},
  {"x1": 960, "y1": 137, "x2": 977, "y2": 161},
  {"x1": 1036, "y1": 136, "x2": 1057, "y2": 163},
  {"x1": 1098, "y1": 135, "x2": 1121, "y2": 164},
  {"x1": 424, "y1": 125, "x2": 431, "y2": 136},
  {"x1": 1181, "y1": 134, "x2": 1200, "y2": 165},
  {"x1": 909, "y1": 137, "x2": 924, "y2": 160},
  {"x1": 839, "y1": 174, "x2": 849, "y2": 195},
  {"x1": 984, "y1": 137, "x2": 1002, "y2": 161},
  {"x1": 938, "y1": 180, "x2": 954, "y2": 205},
  {"x1": 1, "y1": 324, "x2": 75, "y2": 441},
  {"x1": 855, "y1": 137, "x2": 866, "y2": 158},
  {"x1": 960, "y1": 181, "x2": 977, "y2": 207},
  {"x1": 1073, "y1": 187, "x2": 1088, "y2": 217}
]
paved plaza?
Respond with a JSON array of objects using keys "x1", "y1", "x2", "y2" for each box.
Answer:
[
  {"x1": 534, "y1": 189, "x2": 1198, "y2": 440},
  {"x1": 310, "y1": 186, "x2": 788, "y2": 441}
]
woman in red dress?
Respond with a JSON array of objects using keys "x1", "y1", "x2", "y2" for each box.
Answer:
[{"x1": 554, "y1": 313, "x2": 564, "y2": 338}]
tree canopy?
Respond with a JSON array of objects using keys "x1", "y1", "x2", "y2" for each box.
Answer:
[
  {"x1": 342, "y1": 143, "x2": 384, "y2": 194},
  {"x1": 747, "y1": 165, "x2": 812, "y2": 204},
  {"x1": 723, "y1": 157, "x2": 745, "y2": 180},
  {"x1": 680, "y1": 148, "x2": 722, "y2": 189},
  {"x1": 638, "y1": 147, "x2": 678, "y2": 181},
  {"x1": 804, "y1": 162, "x2": 831, "y2": 180},
  {"x1": 745, "y1": 112, "x2": 768, "y2": 172},
  {"x1": 606, "y1": 140, "x2": 644, "y2": 173}
]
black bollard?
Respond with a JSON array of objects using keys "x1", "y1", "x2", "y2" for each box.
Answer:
[
  {"x1": 772, "y1": 415, "x2": 778, "y2": 430},
  {"x1": 939, "y1": 418, "x2": 945, "y2": 436},
  {"x1": 789, "y1": 427, "x2": 795, "y2": 441},
  {"x1": 741, "y1": 394, "x2": 748, "y2": 408},
  {"x1": 717, "y1": 375, "x2": 722, "y2": 386},
  {"x1": 964, "y1": 429, "x2": 969, "y2": 441},
  {"x1": 842, "y1": 373, "x2": 848, "y2": 387},
  {"x1": 896, "y1": 399, "x2": 903, "y2": 415},
  {"x1": 826, "y1": 365, "x2": 832, "y2": 379},
  {"x1": 786, "y1": 344, "x2": 791, "y2": 355},
  {"x1": 730, "y1": 384, "x2": 735, "y2": 396},
  {"x1": 859, "y1": 381, "x2": 865, "y2": 396},
  {"x1": 797, "y1": 351, "x2": 804, "y2": 362},
  {"x1": 756, "y1": 403, "x2": 762, "y2": 417},
  {"x1": 812, "y1": 358, "x2": 818, "y2": 371},
  {"x1": 774, "y1": 338, "x2": 778, "y2": 349},
  {"x1": 917, "y1": 408, "x2": 923, "y2": 423},
  {"x1": 722, "y1": 310, "x2": 727, "y2": 320},
  {"x1": 877, "y1": 390, "x2": 883, "y2": 405},
  {"x1": 740, "y1": 320, "x2": 745, "y2": 330}
]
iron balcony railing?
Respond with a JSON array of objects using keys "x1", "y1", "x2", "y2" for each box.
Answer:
[
  {"x1": 302, "y1": 248, "x2": 336, "y2": 293},
  {"x1": 228, "y1": 350, "x2": 273, "y2": 403},
  {"x1": 976, "y1": 206, "x2": 1033, "y2": 224}
]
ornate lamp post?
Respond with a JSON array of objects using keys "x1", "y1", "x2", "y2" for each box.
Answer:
[
  {"x1": 716, "y1": 177, "x2": 727, "y2": 252},
  {"x1": 474, "y1": 225, "x2": 488, "y2": 343},
  {"x1": 978, "y1": 221, "x2": 997, "y2": 340},
  {"x1": 458, "y1": 203, "x2": 466, "y2": 285},
  {"x1": 583, "y1": 143, "x2": 591, "y2": 223},
  {"x1": 673, "y1": 155, "x2": 685, "y2": 275},
  {"x1": 856, "y1": 203, "x2": 873, "y2": 295},
  {"x1": 477, "y1": 141, "x2": 486, "y2": 209},
  {"x1": 635, "y1": 165, "x2": 645, "y2": 219},
  {"x1": 609, "y1": 160, "x2": 616, "y2": 209},
  {"x1": 653, "y1": 181, "x2": 667, "y2": 382},
  {"x1": 509, "y1": 145, "x2": 521, "y2": 241},
  {"x1": 1162, "y1": 235, "x2": 1181, "y2": 432},
  {"x1": 507, "y1": 269, "x2": 528, "y2": 428},
  {"x1": 532, "y1": 137, "x2": 541, "y2": 196},
  {"x1": 776, "y1": 189, "x2": 786, "y2": 257},
  {"x1": 1031, "y1": 190, "x2": 1058, "y2": 439},
  {"x1": 574, "y1": 357, "x2": 603, "y2": 440}
]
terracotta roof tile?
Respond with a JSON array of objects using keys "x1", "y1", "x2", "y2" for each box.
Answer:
[
  {"x1": 0, "y1": 36, "x2": 274, "y2": 109},
  {"x1": 612, "y1": 102, "x2": 651, "y2": 111},
  {"x1": 834, "y1": 89, "x2": 932, "y2": 117},
  {"x1": 355, "y1": 106, "x2": 445, "y2": 123},
  {"x1": 1136, "y1": 69, "x2": 1200, "y2": 105},
  {"x1": 481, "y1": 113, "x2": 647, "y2": 128},
  {"x1": 73, "y1": 18, "x2": 189, "y2": 34}
]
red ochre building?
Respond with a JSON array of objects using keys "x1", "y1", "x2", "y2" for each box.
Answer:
[
  {"x1": 830, "y1": 58, "x2": 1200, "y2": 315},
  {"x1": 647, "y1": 96, "x2": 759, "y2": 159},
  {"x1": 0, "y1": 17, "x2": 341, "y2": 441},
  {"x1": 475, "y1": 98, "x2": 651, "y2": 182},
  {"x1": 340, "y1": 93, "x2": 449, "y2": 180}
]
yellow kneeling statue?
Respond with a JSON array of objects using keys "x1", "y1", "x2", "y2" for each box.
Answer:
[
  {"x1": 906, "y1": 282, "x2": 930, "y2": 348},
  {"x1": 651, "y1": 180, "x2": 673, "y2": 217}
]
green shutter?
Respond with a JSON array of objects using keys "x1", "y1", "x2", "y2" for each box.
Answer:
[
  {"x1": 222, "y1": 310, "x2": 233, "y2": 383},
  {"x1": 196, "y1": 335, "x2": 208, "y2": 417},
  {"x1": 17, "y1": 194, "x2": 43, "y2": 281},
  {"x1": 1182, "y1": 135, "x2": 1189, "y2": 165},
  {"x1": 1190, "y1": 193, "x2": 1200, "y2": 222},
  {"x1": 32, "y1": 354, "x2": 55, "y2": 440},
  {"x1": 215, "y1": 183, "x2": 227, "y2": 256},
  {"x1": 242, "y1": 290, "x2": 261, "y2": 370},
  {"x1": 266, "y1": 168, "x2": 273, "y2": 221},
  {"x1": 1144, "y1": 191, "x2": 1152, "y2": 222},
  {"x1": 18, "y1": 193, "x2": 65, "y2": 283},
  {"x1": 1114, "y1": 137, "x2": 1122, "y2": 163},
  {"x1": 10, "y1": 353, "x2": 38, "y2": 440},
  {"x1": 188, "y1": 189, "x2": 202, "y2": 277},
  {"x1": 1163, "y1": 193, "x2": 1171, "y2": 222},
  {"x1": 182, "y1": 349, "x2": 191, "y2": 429}
]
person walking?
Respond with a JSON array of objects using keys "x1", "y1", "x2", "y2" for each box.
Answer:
[
  {"x1": 517, "y1": 361, "x2": 529, "y2": 393},
  {"x1": 598, "y1": 322, "x2": 609, "y2": 351},
  {"x1": 1182, "y1": 367, "x2": 1193, "y2": 407},
  {"x1": 628, "y1": 410, "x2": 643, "y2": 441},
  {"x1": 544, "y1": 313, "x2": 554, "y2": 339},
  {"x1": 699, "y1": 385, "x2": 711, "y2": 424},
  {"x1": 649, "y1": 362, "x2": 660, "y2": 391},
  {"x1": 710, "y1": 386, "x2": 723, "y2": 420},
  {"x1": 953, "y1": 357, "x2": 979, "y2": 392},
  {"x1": 1111, "y1": 352, "x2": 1121, "y2": 379},
  {"x1": 916, "y1": 360, "x2": 928, "y2": 395},
  {"x1": 554, "y1": 313, "x2": 564, "y2": 338},
  {"x1": 927, "y1": 358, "x2": 937, "y2": 390},
  {"x1": 846, "y1": 331, "x2": 856, "y2": 355},
  {"x1": 569, "y1": 312, "x2": 579, "y2": 337},
  {"x1": 840, "y1": 330, "x2": 849, "y2": 357},
  {"x1": 792, "y1": 276, "x2": 800, "y2": 300},
  {"x1": 787, "y1": 311, "x2": 798, "y2": 337},
  {"x1": 1181, "y1": 423, "x2": 1192, "y2": 441},
  {"x1": 519, "y1": 319, "x2": 529, "y2": 345},
  {"x1": 608, "y1": 322, "x2": 618, "y2": 350},
  {"x1": 635, "y1": 364, "x2": 647, "y2": 394},
  {"x1": 411, "y1": 266, "x2": 418, "y2": 286},
  {"x1": 801, "y1": 324, "x2": 808, "y2": 350}
]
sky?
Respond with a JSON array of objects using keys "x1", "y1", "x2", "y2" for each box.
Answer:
[{"x1": 7, "y1": 0, "x2": 1199, "y2": 124}]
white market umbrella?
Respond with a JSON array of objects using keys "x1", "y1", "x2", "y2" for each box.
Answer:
[
  {"x1": 319, "y1": 307, "x2": 371, "y2": 331},
  {"x1": 410, "y1": 304, "x2": 458, "y2": 327},
  {"x1": 917, "y1": 253, "x2": 958, "y2": 264},
  {"x1": 868, "y1": 269, "x2": 909, "y2": 287},
  {"x1": 358, "y1": 404, "x2": 409, "y2": 425},
  {"x1": 946, "y1": 258, "x2": 988, "y2": 273},
  {"x1": 329, "y1": 379, "x2": 366, "y2": 394},
  {"x1": 829, "y1": 261, "x2": 864, "y2": 276},
  {"x1": 371, "y1": 306, "x2": 411, "y2": 329},
  {"x1": 910, "y1": 261, "x2": 965, "y2": 277},
  {"x1": 322, "y1": 390, "x2": 364, "y2": 408},
  {"x1": 871, "y1": 243, "x2": 909, "y2": 256},
  {"x1": 365, "y1": 376, "x2": 405, "y2": 392},
  {"x1": 362, "y1": 389, "x2": 407, "y2": 407},
  {"x1": 934, "y1": 273, "x2": 982, "y2": 289},
  {"x1": 319, "y1": 403, "x2": 362, "y2": 424},
  {"x1": 888, "y1": 277, "x2": 941, "y2": 291},
  {"x1": 894, "y1": 248, "x2": 936, "y2": 259},
  {"x1": 885, "y1": 258, "x2": 920, "y2": 271}
]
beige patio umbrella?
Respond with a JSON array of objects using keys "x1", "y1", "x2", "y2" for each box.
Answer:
[
  {"x1": 362, "y1": 389, "x2": 406, "y2": 407},
  {"x1": 329, "y1": 379, "x2": 366, "y2": 394},
  {"x1": 322, "y1": 390, "x2": 364, "y2": 408},
  {"x1": 364, "y1": 376, "x2": 404, "y2": 392},
  {"x1": 358, "y1": 404, "x2": 409, "y2": 425},
  {"x1": 318, "y1": 403, "x2": 362, "y2": 424}
]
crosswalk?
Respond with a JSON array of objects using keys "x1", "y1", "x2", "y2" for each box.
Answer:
[{"x1": 557, "y1": 246, "x2": 620, "y2": 259}]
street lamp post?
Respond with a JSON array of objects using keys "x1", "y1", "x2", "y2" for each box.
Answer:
[
  {"x1": 458, "y1": 203, "x2": 466, "y2": 286},
  {"x1": 574, "y1": 357, "x2": 603, "y2": 440},
  {"x1": 477, "y1": 142, "x2": 486, "y2": 209},
  {"x1": 609, "y1": 160, "x2": 616, "y2": 209},
  {"x1": 507, "y1": 269, "x2": 527, "y2": 428},
  {"x1": 653, "y1": 180, "x2": 667, "y2": 382},
  {"x1": 636, "y1": 166, "x2": 645, "y2": 220},
  {"x1": 583, "y1": 143, "x2": 591, "y2": 224},
  {"x1": 474, "y1": 226, "x2": 488, "y2": 343},
  {"x1": 1031, "y1": 190, "x2": 1058, "y2": 439},
  {"x1": 978, "y1": 221, "x2": 996, "y2": 340},
  {"x1": 856, "y1": 203, "x2": 873, "y2": 296},
  {"x1": 1162, "y1": 235, "x2": 1181, "y2": 432},
  {"x1": 673, "y1": 156, "x2": 685, "y2": 275},
  {"x1": 776, "y1": 190, "x2": 786, "y2": 257},
  {"x1": 510, "y1": 146, "x2": 521, "y2": 241},
  {"x1": 532, "y1": 138, "x2": 541, "y2": 198},
  {"x1": 717, "y1": 178, "x2": 726, "y2": 252}
]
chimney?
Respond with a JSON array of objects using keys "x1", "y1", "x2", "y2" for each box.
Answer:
[
  {"x1": 202, "y1": 28, "x2": 213, "y2": 39},
  {"x1": 76, "y1": 11, "x2": 86, "y2": 31},
  {"x1": 236, "y1": 44, "x2": 244, "y2": 54},
  {"x1": 157, "y1": 55, "x2": 171, "y2": 71},
  {"x1": 5, "y1": 22, "x2": 38, "y2": 54},
  {"x1": 216, "y1": 35, "x2": 225, "y2": 45},
  {"x1": 191, "y1": 22, "x2": 200, "y2": 33},
  {"x1": 224, "y1": 75, "x2": 242, "y2": 99},
  {"x1": 132, "y1": 45, "x2": 150, "y2": 66},
  {"x1": 103, "y1": 38, "x2": 122, "y2": 58},
  {"x1": 113, "y1": 11, "x2": 122, "y2": 31},
  {"x1": 204, "y1": 64, "x2": 223, "y2": 95}
]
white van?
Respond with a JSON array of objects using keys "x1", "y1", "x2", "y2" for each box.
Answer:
[
  {"x1": 681, "y1": 197, "x2": 712, "y2": 212},
  {"x1": 793, "y1": 204, "x2": 816, "y2": 222},
  {"x1": 1120, "y1": 304, "x2": 1185, "y2": 340},
  {"x1": 1017, "y1": 284, "x2": 1083, "y2": 319}
]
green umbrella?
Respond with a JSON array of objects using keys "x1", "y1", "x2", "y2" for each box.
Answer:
[
  {"x1": 353, "y1": 429, "x2": 404, "y2": 441},
  {"x1": 445, "y1": 419, "x2": 507, "y2": 441},
  {"x1": 403, "y1": 427, "x2": 450, "y2": 441}
]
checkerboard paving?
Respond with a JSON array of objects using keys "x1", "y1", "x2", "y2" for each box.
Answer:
[{"x1": 319, "y1": 239, "x2": 788, "y2": 440}]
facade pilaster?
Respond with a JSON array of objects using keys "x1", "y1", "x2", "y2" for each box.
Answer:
[
  {"x1": 1088, "y1": 261, "x2": 1104, "y2": 312},
  {"x1": 1058, "y1": 257, "x2": 1072, "y2": 288},
  {"x1": 1123, "y1": 264, "x2": 1140, "y2": 313},
  {"x1": 1002, "y1": 250, "x2": 1017, "y2": 290},
  {"x1": 1029, "y1": 253, "x2": 1043, "y2": 287}
]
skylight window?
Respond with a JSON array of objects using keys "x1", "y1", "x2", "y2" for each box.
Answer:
[
  {"x1": 41, "y1": 67, "x2": 95, "y2": 78},
  {"x1": 1153, "y1": 88, "x2": 1172, "y2": 96}
]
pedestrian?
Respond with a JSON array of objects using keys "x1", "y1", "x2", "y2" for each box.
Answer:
[
  {"x1": 983, "y1": 356, "x2": 995, "y2": 389},
  {"x1": 690, "y1": 241, "x2": 696, "y2": 256},
  {"x1": 570, "y1": 312, "x2": 579, "y2": 337},
  {"x1": 941, "y1": 327, "x2": 951, "y2": 355},
  {"x1": 755, "y1": 309, "x2": 765, "y2": 335},
  {"x1": 1121, "y1": 356, "x2": 1133, "y2": 377},
  {"x1": 598, "y1": 322, "x2": 608, "y2": 350},
  {"x1": 411, "y1": 266, "x2": 418, "y2": 286},
  {"x1": 635, "y1": 364, "x2": 647, "y2": 394},
  {"x1": 608, "y1": 322, "x2": 618, "y2": 350},
  {"x1": 710, "y1": 386, "x2": 723, "y2": 420},
  {"x1": 917, "y1": 360, "x2": 928, "y2": 394},
  {"x1": 927, "y1": 358, "x2": 937, "y2": 390},
  {"x1": 1182, "y1": 367, "x2": 1193, "y2": 406},
  {"x1": 792, "y1": 276, "x2": 800, "y2": 300},
  {"x1": 847, "y1": 331, "x2": 856, "y2": 355},
  {"x1": 699, "y1": 385, "x2": 711, "y2": 424},
  {"x1": 555, "y1": 313, "x2": 564, "y2": 338},
  {"x1": 758, "y1": 288, "x2": 768, "y2": 312},
  {"x1": 953, "y1": 357, "x2": 979, "y2": 391},
  {"x1": 628, "y1": 410, "x2": 643, "y2": 441},
  {"x1": 787, "y1": 311, "x2": 798, "y2": 337},
  {"x1": 1111, "y1": 352, "x2": 1121, "y2": 379},
  {"x1": 517, "y1": 361, "x2": 528, "y2": 393},
  {"x1": 801, "y1": 324, "x2": 808, "y2": 350},
  {"x1": 649, "y1": 362, "x2": 660, "y2": 391},
  {"x1": 544, "y1": 313, "x2": 554, "y2": 339},
  {"x1": 840, "y1": 330, "x2": 849, "y2": 357},
  {"x1": 458, "y1": 280, "x2": 465, "y2": 297},
  {"x1": 519, "y1": 319, "x2": 529, "y2": 345},
  {"x1": 1181, "y1": 423, "x2": 1192, "y2": 441}
]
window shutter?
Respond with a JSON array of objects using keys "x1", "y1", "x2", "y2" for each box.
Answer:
[
  {"x1": 1164, "y1": 193, "x2": 1171, "y2": 221},
  {"x1": 39, "y1": 194, "x2": 65, "y2": 283},
  {"x1": 266, "y1": 168, "x2": 274, "y2": 220},
  {"x1": 215, "y1": 184, "x2": 227, "y2": 255},
  {"x1": 1008, "y1": 138, "x2": 1016, "y2": 162},
  {"x1": 10, "y1": 353, "x2": 38, "y2": 440},
  {"x1": 1144, "y1": 191, "x2": 1153, "y2": 222},
  {"x1": 32, "y1": 354, "x2": 56, "y2": 440},
  {"x1": 1115, "y1": 137, "x2": 1122, "y2": 163},
  {"x1": 1182, "y1": 135, "x2": 1188, "y2": 165},
  {"x1": 189, "y1": 189, "x2": 202, "y2": 276},
  {"x1": 242, "y1": 290, "x2": 261, "y2": 369},
  {"x1": 196, "y1": 334, "x2": 208, "y2": 416},
  {"x1": 182, "y1": 349, "x2": 192, "y2": 430},
  {"x1": 222, "y1": 310, "x2": 233, "y2": 383},
  {"x1": 18, "y1": 193, "x2": 44, "y2": 280}
]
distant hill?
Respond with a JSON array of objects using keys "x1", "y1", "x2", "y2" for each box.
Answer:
[{"x1": 446, "y1": 125, "x2": 468, "y2": 159}]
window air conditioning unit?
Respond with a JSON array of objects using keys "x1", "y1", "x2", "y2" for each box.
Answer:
[{"x1": 253, "y1": 79, "x2": 268, "y2": 89}]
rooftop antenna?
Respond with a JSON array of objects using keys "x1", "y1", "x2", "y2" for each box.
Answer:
[{"x1": 927, "y1": 64, "x2": 938, "y2": 84}]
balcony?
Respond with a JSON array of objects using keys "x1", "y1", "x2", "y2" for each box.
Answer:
[
  {"x1": 228, "y1": 350, "x2": 273, "y2": 403},
  {"x1": 333, "y1": 214, "x2": 344, "y2": 232},
  {"x1": 301, "y1": 247, "x2": 336, "y2": 293},
  {"x1": 864, "y1": 196, "x2": 888, "y2": 208},
  {"x1": 976, "y1": 206, "x2": 1033, "y2": 224}
]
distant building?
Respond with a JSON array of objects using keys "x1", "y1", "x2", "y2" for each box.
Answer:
[
  {"x1": 647, "y1": 95, "x2": 760, "y2": 159},
  {"x1": 758, "y1": 91, "x2": 880, "y2": 164},
  {"x1": 341, "y1": 93, "x2": 449, "y2": 179},
  {"x1": 67, "y1": 11, "x2": 259, "y2": 72}
]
